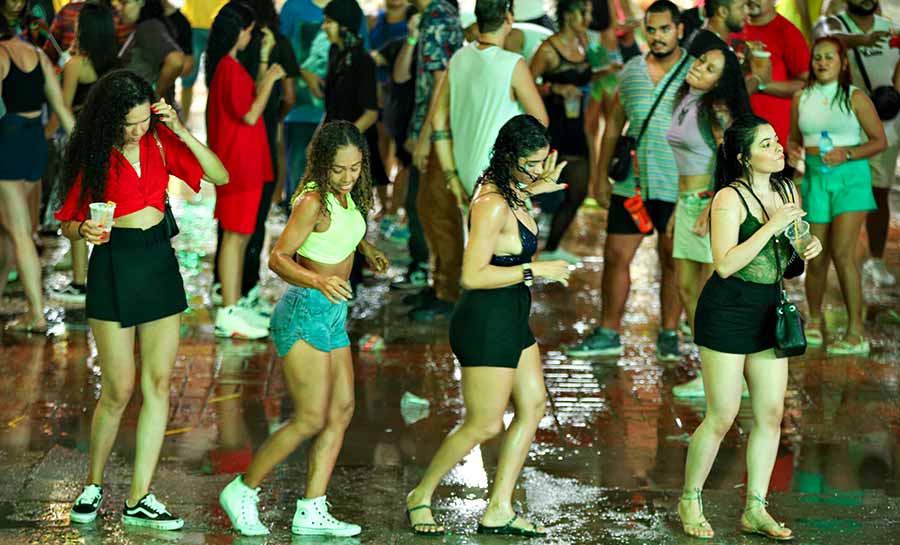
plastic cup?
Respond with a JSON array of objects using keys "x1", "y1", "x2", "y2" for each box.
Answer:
[
  {"x1": 89, "y1": 202, "x2": 115, "y2": 234},
  {"x1": 564, "y1": 95, "x2": 581, "y2": 119},
  {"x1": 751, "y1": 50, "x2": 771, "y2": 74},
  {"x1": 784, "y1": 219, "x2": 811, "y2": 254},
  {"x1": 400, "y1": 391, "x2": 430, "y2": 425}
]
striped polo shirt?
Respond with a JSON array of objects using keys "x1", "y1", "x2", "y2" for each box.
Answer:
[{"x1": 613, "y1": 50, "x2": 692, "y2": 204}]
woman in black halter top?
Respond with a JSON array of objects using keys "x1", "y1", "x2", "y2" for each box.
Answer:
[{"x1": 406, "y1": 116, "x2": 571, "y2": 537}]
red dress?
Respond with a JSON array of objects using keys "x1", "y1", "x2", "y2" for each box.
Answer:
[{"x1": 207, "y1": 55, "x2": 273, "y2": 234}]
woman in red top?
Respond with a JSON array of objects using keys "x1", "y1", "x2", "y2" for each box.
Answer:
[
  {"x1": 55, "y1": 69, "x2": 228, "y2": 529},
  {"x1": 206, "y1": 2, "x2": 285, "y2": 339}
]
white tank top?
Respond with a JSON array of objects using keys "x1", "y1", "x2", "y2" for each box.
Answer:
[
  {"x1": 449, "y1": 44, "x2": 524, "y2": 194},
  {"x1": 835, "y1": 13, "x2": 900, "y2": 145},
  {"x1": 798, "y1": 81, "x2": 863, "y2": 147}
]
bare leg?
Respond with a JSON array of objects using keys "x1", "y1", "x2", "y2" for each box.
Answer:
[
  {"x1": 675, "y1": 259, "x2": 713, "y2": 331},
  {"x1": 804, "y1": 222, "x2": 831, "y2": 329},
  {"x1": 678, "y1": 347, "x2": 745, "y2": 538},
  {"x1": 482, "y1": 344, "x2": 547, "y2": 533},
  {"x1": 600, "y1": 234, "x2": 644, "y2": 331},
  {"x1": 867, "y1": 187, "x2": 890, "y2": 259},
  {"x1": 72, "y1": 239, "x2": 88, "y2": 285},
  {"x1": 406, "y1": 366, "x2": 515, "y2": 533},
  {"x1": 830, "y1": 211, "x2": 868, "y2": 342},
  {"x1": 86, "y1": 319, "x2": 137, "y2": 486},
  {"x1": 242, "y1": 339, "x2": 331, "y2": 488},
  {"x1": 305, "y1": 346, "x2": 354, "y2": 498},
  {"x1": 741, "y1": 349, "x2": 792, "y2": 539},
  {"x1": 658, "y1": 232, "x2": 682, "y2": 331},
  {"x1": 128, "y1": 313, "x2": 181, "y2": 504},
  {"x1": 218, "y1": 230, "x2": 251, "y2": 307},
  {"x1": 0, "y1": 180, "x2": 45, "y2": 327}
]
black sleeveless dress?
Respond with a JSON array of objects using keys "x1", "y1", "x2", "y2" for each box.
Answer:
[{"x1": 449, "y1": 216, "x2": 538, "y2": 368}]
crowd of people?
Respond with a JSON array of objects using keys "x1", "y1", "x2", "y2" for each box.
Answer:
[{"x1": 1, "y1": 0, "x2": 899, "y2": 539}]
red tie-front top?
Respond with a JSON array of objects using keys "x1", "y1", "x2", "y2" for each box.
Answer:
[{"x1": 55, "y1": 124, "x2": 204, "y2": 223}]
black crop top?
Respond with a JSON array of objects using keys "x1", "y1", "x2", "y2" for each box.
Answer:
[
  {"x1": 490, "y1": 217, "x2": 538, "y2": 267},
  {"x1": 0, "y1": 45, "x2": 46, "y2": 113}
]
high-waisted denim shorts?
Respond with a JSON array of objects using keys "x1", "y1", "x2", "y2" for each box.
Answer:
[{"x1": 270, "y1": 286, "x2": 349, "y2": 356}]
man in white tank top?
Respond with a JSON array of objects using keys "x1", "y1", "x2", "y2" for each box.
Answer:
[
  {"x1": 407, "y1": 0, "x2": 549, "y2": 321},
  {"x1": 817, "y1": 0, "x2": 900, "y2": 286}
]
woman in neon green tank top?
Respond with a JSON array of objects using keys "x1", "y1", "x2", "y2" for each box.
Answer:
[
  {"x1": 677, "y1": 116, "x2": 822, "y2": 541},
  {"x1": 218, "y1": 121, "x2": 389, "y2": 537}
]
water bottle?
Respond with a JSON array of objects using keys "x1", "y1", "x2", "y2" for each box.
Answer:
[{"x1": 819, "y1": 131, "x2": 833, "y2": 172}]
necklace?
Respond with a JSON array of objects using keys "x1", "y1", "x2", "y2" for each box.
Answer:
[{"x1": 477, "y1": 39, "x2": 498, "y2": 48}]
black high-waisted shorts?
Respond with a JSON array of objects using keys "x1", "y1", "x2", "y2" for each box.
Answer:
[
  {"x1": 449, "y1": 283, "x2": 536, "y2": 368},
  {"x1": 694, "y1": 272, "x2": 779, "y2": 355},
  {"x1": 86, "y1": 220, "x2": 187, "y2": 327}
]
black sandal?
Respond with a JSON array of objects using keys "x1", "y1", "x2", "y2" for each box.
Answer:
[
  {"x1": 477, "y1": 512, "x2": 547, "y2": 537},
  {"x1": 406, "y1": 504, "x2": 445, "y2": 536}
]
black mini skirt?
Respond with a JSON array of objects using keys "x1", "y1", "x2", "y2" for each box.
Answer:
[
  {"x1": 86, "y1": 220, "x2": 187, "y2": 327},
  {"x1": 694, "y1": 272, "x2": 779, "y2": 355},
  {"x1": 449, "y1": 283, "x2": 536, "y2": 368}
]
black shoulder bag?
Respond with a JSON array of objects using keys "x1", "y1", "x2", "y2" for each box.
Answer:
[
  {"x1": 837, "y1": 14, "x2": 900, "y2": 121},
  {"x1": 152, "y1": 130, "x2": 180, "y2": 238},
  {"x1": 609, "y1": 52, "x2": 691, "y2": 182},
  {"x1": 742, "y1": 181, "x2": 807, "y2": 358}
]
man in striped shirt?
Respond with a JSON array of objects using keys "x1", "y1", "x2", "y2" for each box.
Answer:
[{"x1": 567, "y1": 0, "x2": 690, "y2": 360}]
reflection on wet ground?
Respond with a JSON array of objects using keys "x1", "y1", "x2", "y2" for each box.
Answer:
[{"x1": 1, "y1": 183, "x2": 899, "y2": 544}]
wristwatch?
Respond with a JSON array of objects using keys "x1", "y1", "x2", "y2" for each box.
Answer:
[{"x1": 522, "y1": 263, "x2": 534, "y2": 287}]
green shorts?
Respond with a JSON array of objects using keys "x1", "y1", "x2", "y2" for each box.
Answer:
[
  {"x1": 800, "y1": 155, "x2": 876, "y2": 224},
  {"x1": 672, "y1": 190, "x2": 713, "y2": 264}
]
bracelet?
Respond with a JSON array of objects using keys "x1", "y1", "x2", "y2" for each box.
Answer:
[
  {"x1": 522, "y1": 263, "x2": 534, "y2": 287},
  {"x1": 77, "y1": 220, "x2": 86, "y2": 239},
  {"x1": 845, "y1": 149, "x2": 853, "y2": 161},
  {"x1": 406, "y1": 36, "x2": 417, "y2": 46}
]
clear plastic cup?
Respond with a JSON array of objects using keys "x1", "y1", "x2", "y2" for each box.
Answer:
[
  {"x1": 784, "y1": 219, "x2": 811, "y2": 254},
  {"x1": 89, "y1": 202, "x2": 115, "y2": 234},
  {"x1": 564, "y1": 95, "x2": 581, "y2": 119},
  {"x1": 751, "y1": 50, "x2": 771, "y2": 75}
]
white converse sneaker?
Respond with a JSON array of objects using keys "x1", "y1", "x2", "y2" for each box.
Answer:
[
  {"x1": 219, "y1": 476, "x2": 269, "y2": 536},
  {"x1": 215, "y1": 306, "x2": 269, "y2": 339},
  {"x1": 70, "y1": 484, "x2": 103, "y2": 523},
  {"x1": 291, "y1": 496, "x2": 361, "y2": 537}
]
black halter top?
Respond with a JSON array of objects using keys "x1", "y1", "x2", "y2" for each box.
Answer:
[{"x1": 490, "y1": 216, "x2": 538, "y2": 267}]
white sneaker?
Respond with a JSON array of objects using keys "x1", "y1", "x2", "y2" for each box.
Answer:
[
  {"x1": 215, "y1": 306, "x2": 269, "y2": 339},
  {"x1": 291, "y1": 496, "x2": 361, "y2": 537},
  {"x1": 235, "y1": 298, "x2": 271, "y2": 330},
  {"x1": 672, "y1": 374, "x2": 705, "y2": 398},
  {"x1": 538, "y1": 248, "x2": 581, "y2": 265},
  {"x1": 70, "y1": 484, "x2": 103, "y2": 523},
  {"x1": 864, "y1": 258, "x2": 896, "y2": 287},
  {"x1": 219, "y1": 476, "x2": 269, "y2": 536},
  {"x1": 243, "y1": 285, "x2": 274, "y2": 316}
]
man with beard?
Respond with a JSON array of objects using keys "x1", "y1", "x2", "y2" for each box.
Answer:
[
  {"x1": 687, "y1": 0, "x2": 749, "y2": 56},
  {"x1": 567, "y1": 0, "x2": 690, "y2": 360},
  {"x1": 817, "y1": 0, "x2": 900, "y2": 287},
  {"x1": 731, "y1": 0, "x2": 809, "y2": 157}
]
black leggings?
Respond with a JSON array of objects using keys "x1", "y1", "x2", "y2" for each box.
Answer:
[{"x1": 545, "y1": 156, "x2": 589, "y2": 252}]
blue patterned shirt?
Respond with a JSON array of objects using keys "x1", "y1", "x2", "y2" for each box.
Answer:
[
  {"x1": 613, "y1": 50, "x2": 692, "y2": 203},
  {"x1": 409, "y1": 0, "x2": 463, "y2": 141}
]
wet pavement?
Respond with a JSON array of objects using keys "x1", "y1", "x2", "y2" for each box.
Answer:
[{"x1": 2, "y1": 180, "x2": 900, "y2": 544}]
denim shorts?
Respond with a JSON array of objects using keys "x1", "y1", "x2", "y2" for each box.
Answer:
[
  {"x1": 270, "y1": 286, "x2": 350, "y2": 356},
  {"x1": 673, "y1": 190, "x2": 713, "y2": 264}
]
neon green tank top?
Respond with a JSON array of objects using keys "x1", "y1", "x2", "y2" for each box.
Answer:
[{"x1": 292, "y1": 185, "x2": 367, "y2": 264}]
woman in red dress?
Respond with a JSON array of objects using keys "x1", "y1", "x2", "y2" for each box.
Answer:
[{"x1": 206, "y1": 2, "x2": 285, "y2": 338}]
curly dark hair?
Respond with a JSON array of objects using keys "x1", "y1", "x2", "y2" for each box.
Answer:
[
  {"x1": 76, "y1": 3, "x2": 119, "y2": 78},
  {"x1": 206, "y1": 2, "x2": 255, "y2": 87},
  {"x1": 674, "y1": 44, "x2": 751, "y2": 149},
  {"x1": 714, "y1": 114, "x2": 789, "y2": 198},
  {"x1": 291, "y1": 120, "x2": 373, "y2": 218},
  {"x1": 59, "y1": 69, "x2": 154, "y2": 209},
  {"x1": 806, "y1": 36, "x2": 853, "y2": 114},
  {"x1": 478, "y1": 114, "x2": 550, "y2": 210}
]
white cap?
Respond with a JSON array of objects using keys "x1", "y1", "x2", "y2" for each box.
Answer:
[{"x1": 459, "y1": 11, "x2": 476, "y2": 30}]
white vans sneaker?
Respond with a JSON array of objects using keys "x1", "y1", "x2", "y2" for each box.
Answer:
[
  {"x1": 219, "y1": 476, "x2": 269, "y2": 536},
  {"x1": 215, "y1": 306, "x2": 269, "y2": 339},
  {"x1": 291, "y1": 496, "x2": 361, "y2": 537},
  {"x1": 70, "y1": 484, "x2": 103, "y2": 523}
]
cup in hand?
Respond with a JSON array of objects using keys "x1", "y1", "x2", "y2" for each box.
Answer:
[
  {"x1": 564, "y1": 95, "x2": 581, "y2": 119},
  {"x1": 89, "y1": 202, "x2": 116, "y2": 234},
  {"x1": 751, "y1": 50, "x2": 771, "y2": 74},
  {"x1": 784, "y1": 219, "x2": 811, "y2": 254}
]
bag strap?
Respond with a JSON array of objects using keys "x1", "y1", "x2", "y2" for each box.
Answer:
[
  {"x1": 836, "y1": 14, "x2": 875, "y2": 94},
  {"x1": 635, "y1": 51, "x2": 691, "y2": 146}
]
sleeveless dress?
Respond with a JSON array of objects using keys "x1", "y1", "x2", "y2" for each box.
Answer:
[{"x1": 449, "y1": 212, "x2": 538, "y2": 367}]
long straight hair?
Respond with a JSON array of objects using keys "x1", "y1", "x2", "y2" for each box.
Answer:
[{"x1": 805, "y1": 36, "x2": 853, "y2": 114}]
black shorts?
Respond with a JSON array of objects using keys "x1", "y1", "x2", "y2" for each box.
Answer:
[
  {"x1": 0, "y1": 114, "x2": 48, "y2": 181},
  {"x1": 607, "y1": 195, "x2": 675, "y2": 235},
  {"x1": 694, "y1": 273, "x2": 779, "y2": 354},
  {"x1": 87, "y1": 221, "x2": 188, "y2": 327},
  {"x1": 449, "y1": 283, "x2": 536, "y2": 367}
]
